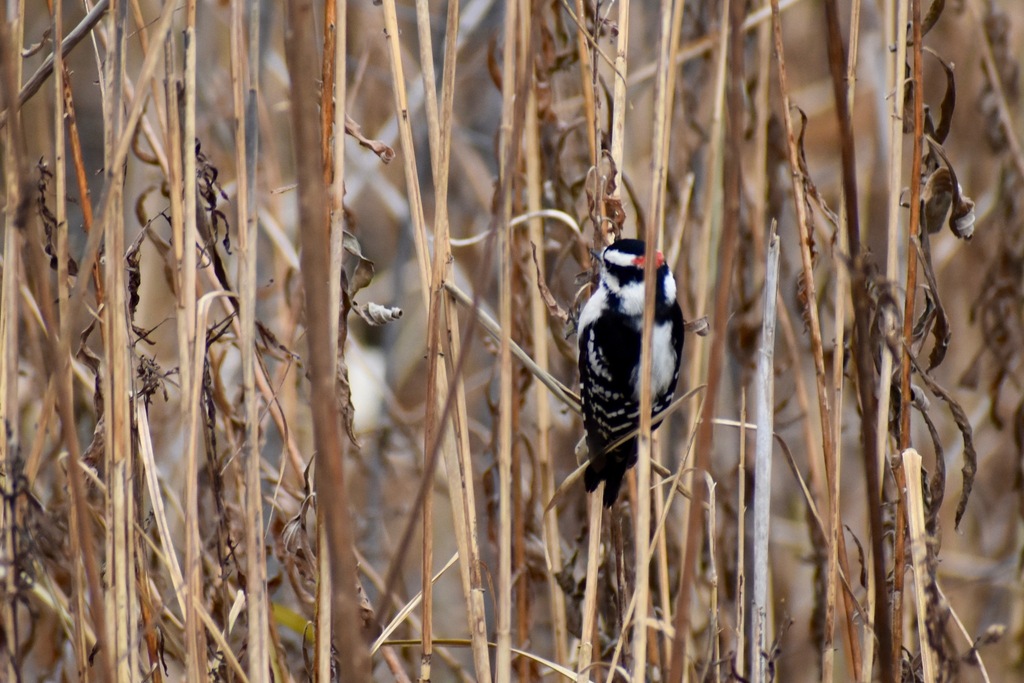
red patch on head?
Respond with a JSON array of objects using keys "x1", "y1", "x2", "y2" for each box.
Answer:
[{"x1": 632, "y1": 251, "x2": 666, "y2": 268}]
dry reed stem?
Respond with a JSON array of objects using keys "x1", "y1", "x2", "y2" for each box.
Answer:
[
  {"x1": 0, "y1": 0, "x2": 108, "y2": 131},
  {"x1": 821, "y1": 0, "x2": 863, "y2": 678},
  {"x1": 893, "y1": 0, "x2": 928, "y2": 672},
  {"x1": 378, "y1": 0, "x2": 492, "y2": 676},
  {"x1": 413, "y1": 1, "x2": 439, "y2": 671},
  {"x1": 49, "y1": 1, "x2": 93, "y2": 677},
  {"x1": 735, "y1": 392, "x2": 747, "y2": 677},
  {"x1": 936, "y1": 582, "x2": 993, "y2": 683},
  {"x1": 0, "y1": 12, "x2": 24, "y2": 682},
  {"x1": 495, "y1": 1, "x2": 521, "y2": 678},
  {"x1": 230, "y1": 0, "x2": 269, "y2": 678},
  {"x1": 286, "y1": 0, "x2": 369, "y2": 677},
  {"x1": 822, "y1": 0, "x2": 892, "y2": 676},
  {"x1": 176, "y1": 0, "x2": 208, "y2": 676},
  {"x1": 571, "y1": 0, "x2": 597, "y2": 163},
  {"x1": 670, "y1": 0, "x2": 743, "y2": 676},
  {"x1": 576, "y1": 488, "x2": 604, "y2": 683},
  {"x1": 526, "y1": 68, "x2": 570, "y2": 670},
  {"x1": 608, "y1": 0, "x2": 630, "y2": 200},
  {"x1": 608, "y1": 403, "x2": 703, "y2": 676},
  {"x1": 412, "y1": 0, "x2": 454, "y2": 676},
  {"x1": 667, "y1": 3, "x2": 731, "y2": 673},
  {"x1": 317, "y1": 0, "x2": 345, "y2": 677},
  {"x1": 868, "y1": 0, "x2": 911, "y2": 677},
  {"x1": 100, "y1": 3, "x2": 138, "y2": 679},
  {"x1": 751, "y1": 226, "x2": 780, "y2": 680},
  {"x1": 370, "y1": 13, "x2": 470, "y2": 652},
  {"x1": 444, "y1": 282, "x2": 580, "y2": 413},
  {"x1": 770, "y1": 0, "x2": 865, "y2": 677},
  {"x1": 653, "y1": 0, "x2": 689, "y2": 644},
  {"x1": 136, "y1": 401, "x2": 186, "y2": 615},
  {"x1": 631, "y1": 0, "x2": 677, "y2": 676},
  {"x1": 360, "y1": 550, "x2": 472, "y2": 681},
  {"x1": 901, "y1": 449, "x2": 938, "y2": 682}
]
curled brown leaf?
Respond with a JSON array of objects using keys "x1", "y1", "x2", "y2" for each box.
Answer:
[{"x1": 345, "y1": 113, "x2": 395, "y2": 164}]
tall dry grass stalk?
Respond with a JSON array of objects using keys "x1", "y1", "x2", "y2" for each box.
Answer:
[{"x1": 3, "y1": 0, "x2": 1022, "y2": 681}]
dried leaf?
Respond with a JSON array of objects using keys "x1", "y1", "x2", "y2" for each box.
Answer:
[
  {"x1": 911, "y1": 287, "x2": 937, "y2": 343},
  {"x1": 126, "y1": 227, "x2": 148, "y2": 325},
  {"x1": 353, "y1": 302, "x2": 403, "y2": 326},
  {"x1": 908, "y1": 349, "x2": 977, "y2": 529},
  {"x1": 342, "y1": 230, "x2": 376, "y2": 296},
  {"x1": 918, "y1": 407, "x2": 945, "y2": 537},
  {"x1": 256, "y1": 320, "x2": 301, "y2": 361},
  {"x1": 922, "y1": 167, "x2": 953, "y2": 235},
  {"x1": 345, "y1": 114, "x2": 395, "y2": 164},
  {"x1": 922, "y1": 0, "x2": 946, "y2": 38},
  {"x1": 685, "y1": 316, "x2": 710, "y2": 337},
  {"x1": 530, "y1": 242, "x2": 570, "y2": 324},
  {"x1": 925, "y1": 137, "x2": 977, "y2": 240},
  {"x1": 975, "y1": 623, "x2": 1007, "y2": 647},
  {"x1": 917, "y1": 232, "x2": 951, "y2": 371},
  {"x1": 844, "y1": 525, "x2": 868, "y2": 589},
  {"x1": 950, "y1": 193, "x2": 976, "y2": 240},
  {"x1": 36, "y1": 160, "x2": 78, "y2": 276},
  {"x1": 927, "y1": 49, "x2": 956, "y2": 144}
]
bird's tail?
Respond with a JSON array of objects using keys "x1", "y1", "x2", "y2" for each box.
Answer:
[{"x1": 584, "y1": 457, "x2": 629, "y2": 508}]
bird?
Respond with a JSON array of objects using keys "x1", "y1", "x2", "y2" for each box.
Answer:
[{"x1": 577, "y1": 238, "x2": 684, "y2": 507}]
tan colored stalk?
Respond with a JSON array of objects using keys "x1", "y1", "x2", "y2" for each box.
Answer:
[
  {"x1": 768, "y1": 0, "x2": 865, "y2": 678},
  {"x1": 285, "y1": 0, "x2": 369, "y2": 677},
  {"x1": 32, "y1": 2, "x2": 113, "y2": 676},
  {"x1": 893, "y1": 0, "x2": 926, "y2": 670},
  {"x1": 374, "y1": 7, "x2": 490, "y2": 680},
  {"x1": 608, "y1": 0, "x2": 630, "y2": 201},
  {"x1": 174, "y1": 0, "x2": 208, "y2": 677},
  {"x1": 901, "y1": 449, "x2": 938, "y2": 682},
  {"x1": 669, "y1": 0, "x2": 736, "y2": 676},
  {"x1": 415, "y1": 0, "x2": 438, "y2": 671},
  {"x1": 650, "y1": 0, "x2": 690, "y2": 670},
  {"x1": 316, "y1": 0, "x2": 346, "y2": 677},
  {"x1": 633, "y1": 0, "x2": 680, "y2": 676},
  {"x1": 819, "y1": 0, "x2": 863, "y2": 678},
  {"x1": 572, "y1": 0, "x2": 597, "y2": 162},
  {"x1": 47, "y1": 0, "x2": 93, "y2": 677},
  {"x1": 0, "y1": 9, "x2": 23, "y2": 682},
  {"x1": 316, "y1": 0, "x2": 339, "y2": 679},
  {"x1": 231, "y1": 0, "x2": 269, "y2": 678},
  {"x1": 735, "y1": 394, "x2": 747, "y2": 676},
  {"x1": 576, "y1": 490, "x2": 604, "y2": 683},
  {"x1": 136, "y1": 401, "x2": 186, "y2": 616},
  {"x1": 60, "y1": 48, "x2": 102, "y2": 299},
  {"x1": 392, "y1": 0, "x2": 492, "y2": 676},
  {"x1": 822, "y1": 0, "x2": 892, "y2": 676},
  {"x1": 126, "y1": 0, "x2": 170, "y2": 168},
  {"x1": 607, "y1": 398, "x2": 704, "y2": 676},
  {"x1": 685, "y1": 0, "x2": 730, "y2": 410},
  {"x1": 495, "y1": 1, "x2": 520, "y2": 678},
  {"x1": 379, "y1": 0, "x2": 431, "y2": 293},
  {"x1": 827, "y1": 227, "x2": 853, "y2": 680},
  {"x1": 99, "y1": 1, "x2": 137, "y2": 678},
  {"x1": 525, "y1": 62, "x2": 569, "y2": 669}
]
